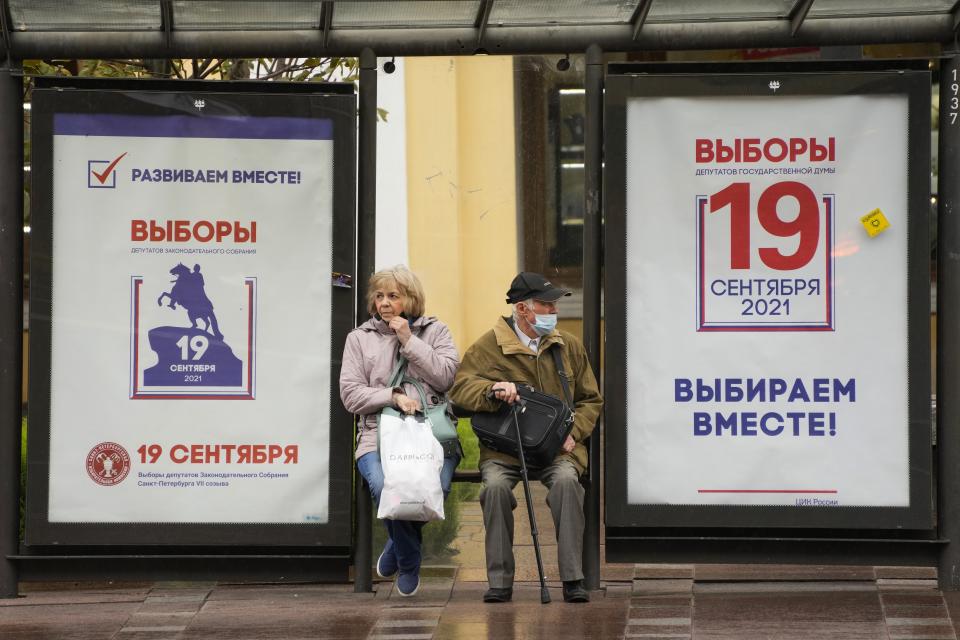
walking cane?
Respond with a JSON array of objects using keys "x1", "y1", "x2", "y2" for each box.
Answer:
[{"x1": 509, "y1": 398, "x2": 552, "y2": 604}]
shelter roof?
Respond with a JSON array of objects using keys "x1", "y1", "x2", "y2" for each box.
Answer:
[{"x1": 1, "y1": 1, "x2": 958, "y2": 58}]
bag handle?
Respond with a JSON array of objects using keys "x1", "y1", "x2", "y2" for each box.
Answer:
[
  {"x1": 400, "y1": 375, "x2": 431, "y2": 413},
  {"x1": 386, "y1": 353, "x2": 408, "y2": 389},
  {"x1": 550, "y1": 344, "x2": 574, "y2": 410},
  {"x1": 386, "y1": 321, "x2": 427, "y2": 389},
  {"x1": 376, "y1": 354, "x2": 408, "y2": 427},
  {"x1": 377, "y1": 355, "x2": 408, "y2": 452}
]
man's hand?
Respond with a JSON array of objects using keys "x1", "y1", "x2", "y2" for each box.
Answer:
[
  {"x1": 491, "y1": 381, "x2": 519, "y2": 405},
  {"x1": 561, "y1": 435, "x2": 576, "y2": 453},
  {"x1": 392, "y1": 392, "x2": 421, "y2": 415},
  {"x1": 388, "y1": 316, "x2": 413, "y2": 345}
]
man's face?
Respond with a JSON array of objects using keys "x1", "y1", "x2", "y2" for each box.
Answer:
[{"x1": 516, "y1": 298, "x2": 558, "y2": 325}]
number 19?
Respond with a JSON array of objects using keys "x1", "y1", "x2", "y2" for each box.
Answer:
[{"x1": 709, "y1": 180, "x2": 821, "y2": 271}]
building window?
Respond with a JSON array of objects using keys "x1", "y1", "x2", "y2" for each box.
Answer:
[{"x1": 515, "y1": 55, "x2": 585, "y2": 296}]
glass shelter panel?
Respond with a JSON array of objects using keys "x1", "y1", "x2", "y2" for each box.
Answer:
[
  {"x1": 515, "y1": 55, "x2": 587, "y2": 322},
  {"x1": 172, "y1": 1, "x2": 323, "y2": 31},
  {"x1": 8, "y1": 0, "x2": 160, "y2": 31},
  {"x1": 489, "y1": 0, "x2": 639, "y2": 25},
  {"x1": 807, "y1": 0, "x2": 955, "y2": 17},
  {"x1": 332, "y1": 1, "x2": 481, "y2": 28},
  {"x1": 647, "y1": 0, "x2": 797, "y2": 21}
]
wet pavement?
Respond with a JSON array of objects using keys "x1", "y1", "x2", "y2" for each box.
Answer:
[{"x1": 3, "y1": 485, "x2": 960, "y2": 639}]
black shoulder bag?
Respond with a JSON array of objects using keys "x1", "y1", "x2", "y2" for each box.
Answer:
[{"x1": 470, "y1": 344, "x2": 575, "y2": 468}]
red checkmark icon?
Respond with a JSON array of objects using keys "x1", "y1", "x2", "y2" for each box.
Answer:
[{"x1": 91, "y1": 152, "x2": 127, "y2": 184}]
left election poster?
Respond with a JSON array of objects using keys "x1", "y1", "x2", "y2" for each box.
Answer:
[{"x1": 25, "y1": 81, "x2": 356, "y2": 547}]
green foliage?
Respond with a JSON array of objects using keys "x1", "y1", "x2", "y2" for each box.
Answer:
[
  {"x1": 456, "y1": 419, "x2": 480, "y2": 469},
  {"x1": 420, "y1": 489, "x2": 463, "y2": 560},
  {"x1": 21, "y1": 57, "x2": 358, "y2": 86},
  {"x1": 455, "y1": 419, "x2": 480, "y2": 501}
]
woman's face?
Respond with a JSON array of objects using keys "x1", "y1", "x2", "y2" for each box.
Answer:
[{"x1": 374, "y1": 281, "x2": 405, "y2": 321}]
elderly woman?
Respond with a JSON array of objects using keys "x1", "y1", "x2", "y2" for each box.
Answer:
[{"x1": 339, "y1": 265, "x2": 460, "y2": 597}]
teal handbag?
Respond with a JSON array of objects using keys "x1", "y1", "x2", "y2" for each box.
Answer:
[{"x1": 378, "y1": 356, "x2": 461, "y2": 458}]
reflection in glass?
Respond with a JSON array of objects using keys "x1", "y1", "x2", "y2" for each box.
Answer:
[{"x1": 515, "y1": 55, "x2": 586, "y2": 301}]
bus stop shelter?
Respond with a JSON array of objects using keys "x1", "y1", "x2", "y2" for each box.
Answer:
[{"x1": 3, "y1": 0, "x2": 960, "y2": 598}]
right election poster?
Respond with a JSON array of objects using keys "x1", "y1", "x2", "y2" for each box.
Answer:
[{"x1": 604, "y1": 69, "x2": 932, "y2": 529}]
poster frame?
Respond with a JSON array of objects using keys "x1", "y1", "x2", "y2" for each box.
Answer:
[
  {"x1": 603, "y1": 64, "x2": 934, "y2": 531},
  {"x1": 25, "y1": 77, "x2": 357, "y2": 548}
]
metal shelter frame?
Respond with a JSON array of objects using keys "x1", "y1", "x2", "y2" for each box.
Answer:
[
  {"x1": 2, "y1": 0, "x2": 960, "y2": 599},
  {"x1": 2, "y1": 0, "x2": 960, "y2": 58}
]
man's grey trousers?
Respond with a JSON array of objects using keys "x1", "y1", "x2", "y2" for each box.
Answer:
[{"x1": 478, "y1": 458, "x2": 585, "y2": 588}]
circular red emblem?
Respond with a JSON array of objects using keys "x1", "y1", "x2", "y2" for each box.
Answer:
[{"x1": 86, "y1": 442, "x2": 131, "y2": 486}]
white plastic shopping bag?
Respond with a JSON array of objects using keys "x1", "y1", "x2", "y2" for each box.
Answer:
[{"x1": 377, "y1": 412, "x2": 445, "y2": 521}]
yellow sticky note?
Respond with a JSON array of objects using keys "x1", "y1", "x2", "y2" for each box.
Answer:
[{"x1": 860, "y1": 209, "x2": 890, "y2": 237}]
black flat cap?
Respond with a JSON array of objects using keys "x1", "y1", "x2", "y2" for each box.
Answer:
[{"x1": 506, "y1": 272, "x2": 572, "y2": 304}]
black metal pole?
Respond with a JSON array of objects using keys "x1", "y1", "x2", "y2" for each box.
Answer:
[
  {"x1": 0, "y1": 61, "x2": 23, "y2": 599},
  {"x1": 582, "y1": 44, "x2": 603, "y2": 592},
  {"x1": 938, "y1": 54, "x2": 960, "y2": 591},
  {"x1": 353, "y1": 47, "x2": 376, "y2": 594}
]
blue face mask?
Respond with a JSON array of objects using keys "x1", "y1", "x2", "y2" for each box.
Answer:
[{"x1": 532, "y1": 313, "x2": 557, "y2": 336}]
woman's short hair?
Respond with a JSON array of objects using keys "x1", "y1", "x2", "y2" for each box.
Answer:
[{"x1": 366, "y1": 265, "x2": 426, "y2": 318}]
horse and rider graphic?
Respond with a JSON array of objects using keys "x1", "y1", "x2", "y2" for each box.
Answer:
[
  {"x1": 157, "y1": 262, "x2": 224, "y2": 340},
  {"x1": 141, "y1": 262, "x2": 244, "y2": 390}
]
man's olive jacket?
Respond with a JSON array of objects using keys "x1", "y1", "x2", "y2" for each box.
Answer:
[{"x1": 449, "y1": 316, "x2": 603, "y2": 474}]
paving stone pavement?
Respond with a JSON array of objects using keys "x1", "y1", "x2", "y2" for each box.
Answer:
[
  {"x1": 4, "y1": 488, "x2": 960, "y2": 639},
  {"x1": 5, "y1": 577, "x2": 960, "y2": 639}
]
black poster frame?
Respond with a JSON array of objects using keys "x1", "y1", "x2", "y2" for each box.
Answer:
[
  {"x1": 604, "y1": 65, "x2": 933, "y2": 531},
  {"x1": 26, "y1": 77, "x2": 357, "y2": 548}
]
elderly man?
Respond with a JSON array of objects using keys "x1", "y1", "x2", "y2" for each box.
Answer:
[{"x1": 450, "y1": 272, "x2": 603, "y2": 603}]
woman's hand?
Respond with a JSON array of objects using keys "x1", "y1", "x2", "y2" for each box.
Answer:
[
  {"x1": 392, "y1": 391, "x2": 421, "y2": 415},
  {"x1": 388, "y1": 316, "x2": 413, "y2": 345}
]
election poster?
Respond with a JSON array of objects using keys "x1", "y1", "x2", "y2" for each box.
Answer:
[
  {"x1": 27, "y1": 84, "x2": 355, "y2": 546},
  {"x1": 605, "y1": 70, "x2": 932, "y2": 529}
]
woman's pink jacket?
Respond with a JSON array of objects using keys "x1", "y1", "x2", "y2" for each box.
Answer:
[{"x1": 339, "y1": 315, "x2": 459, "y2": 460}]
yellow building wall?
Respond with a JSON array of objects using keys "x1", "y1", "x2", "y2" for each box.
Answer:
[{"x1": 404, "y1": 57, "x2": 518, "y2": 354}]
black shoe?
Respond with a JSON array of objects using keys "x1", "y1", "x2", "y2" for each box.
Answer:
[
  {"x1": 562, "y1": 580, "x2": 589, "y2": 603},
  {"x1": 483, "y1": 587, "x2": 513, "y2": 603}
]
